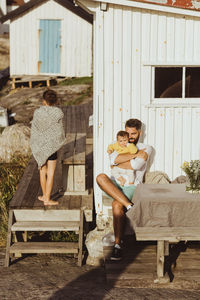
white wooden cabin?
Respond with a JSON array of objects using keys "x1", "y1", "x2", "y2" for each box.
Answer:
[
  {"x1": 77, "y1": 0, "x2": 200, "y2": 214},
  {"x1": 0, "y1": 0, "x2": 93, "y2": 77}
]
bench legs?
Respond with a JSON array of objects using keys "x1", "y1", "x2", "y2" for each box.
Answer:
[
  {"x1": 5, "y1": 210, "x2": 14, "y2": 267},
  {"x1": 78, "y1": 210, "x2": 84, "y2": 267}
]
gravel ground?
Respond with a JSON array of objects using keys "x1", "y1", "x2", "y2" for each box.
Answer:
[{"x1": 1, "y1": 248, "x2": 200, "y2": 300}]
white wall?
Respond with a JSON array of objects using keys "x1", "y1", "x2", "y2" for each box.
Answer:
[
  {"x1": 88, "y1": 2, "x2": 200, "y2": 213},
  {"x1": 10, "y1": 0, "x2": 92, "y2": 76}
]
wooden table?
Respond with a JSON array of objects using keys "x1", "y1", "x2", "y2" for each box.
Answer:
[{"x1": 126, "y1": 184, "x2": 200, "y2": 282}]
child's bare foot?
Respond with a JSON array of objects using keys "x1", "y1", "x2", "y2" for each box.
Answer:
[
  {"x1": 38, "y1": 195, "x2": 46, "y2": 202},
  {"x1": 44, "y1": 200, "x2": 58, "y2": 206},
  {"x1": 117, "y1": 176, "x2": 126, "y2": 186}
]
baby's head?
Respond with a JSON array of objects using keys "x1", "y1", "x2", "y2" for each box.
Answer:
[
  {"x1": 43, "y1": 89, "x2": 57, "y2": 106},
  {"x1": 117, "y1": 131, "x2": 129, "y2": 148}
]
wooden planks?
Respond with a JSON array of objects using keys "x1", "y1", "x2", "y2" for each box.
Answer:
[
  {"x1": 9, "y1": 242, "x2": 79, "y2": 254},
  {"x1": 63, "y1": 133, "x2": 87, "y2": 194},
  {"x1": 135, "y1": 227, "x2": 200, "y2": 242},
  {"x1": 11, "y1": 221, "x2": 80, "y2": 231}
]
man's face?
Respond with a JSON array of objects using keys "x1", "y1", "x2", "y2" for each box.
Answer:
[{"x1": 125, "y1": 126, "x2": 140, "y2": 144}]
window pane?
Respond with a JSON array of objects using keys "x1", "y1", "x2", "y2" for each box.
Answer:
[
  {"x1": 155, "y1": 67, "x2": 182, "y2": 98},
  {"x1": 185, "y1": 67, "x2": 200, "y2": 98}
]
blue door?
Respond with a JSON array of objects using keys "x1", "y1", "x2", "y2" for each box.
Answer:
[{"x1": 39, "y1": 20, "x2": 61, "y2": 74}]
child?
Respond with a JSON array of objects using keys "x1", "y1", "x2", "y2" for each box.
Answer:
[
  {"x1": 30, "y1": 89, "x2": 65, "y2": 206},
  {"x1": 107, "y1": 131, "x2": 137, "y2": 186}
]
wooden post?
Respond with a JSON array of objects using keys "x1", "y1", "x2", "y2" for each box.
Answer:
[
  {"x1": 12, "y1": 78, "x2": 15, "y2": 90},
  {"x1": 78, "y1": 210, "x2": 84, "y2": 266},
  {"x1": 29, "y1": 81, "x2": 32, "y2": 88},
  {"x1": 4, "y1": 210, "x2": 14, "y2": 267},
  {"x1": 47, "y1": 79, "x2": 50, "y2": 87},
  {"x1": 157, "y1": 240, "x2": 165, "y2": 278}
]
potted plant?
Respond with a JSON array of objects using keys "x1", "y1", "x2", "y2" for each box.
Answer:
[{"x1": 181, "y1": 160, "x2": 200, "y2": 193}]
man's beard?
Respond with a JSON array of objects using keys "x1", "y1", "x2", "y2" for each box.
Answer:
[{"x1": 129, "y1": 135, "x2": 139, "y2": 145}]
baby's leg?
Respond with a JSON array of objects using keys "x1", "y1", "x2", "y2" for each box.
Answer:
[
  {"x1": 39, "y1": 164, "x2": 47, "y2": 201},
  {"x1": 44, "y1": 159, "x2": 58, "y2": 205}
]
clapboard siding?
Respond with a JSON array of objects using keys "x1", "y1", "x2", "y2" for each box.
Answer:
[{"x1": 89, "y1": 2, "x2": 200, "y2": 214}]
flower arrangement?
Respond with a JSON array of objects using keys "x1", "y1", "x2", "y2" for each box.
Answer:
[{"x1": 181, "y1": 160, "x2": 200, "y2": 193}]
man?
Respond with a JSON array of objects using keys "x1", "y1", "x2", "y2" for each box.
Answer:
[{"x1": 96, "y1": 119, "x2": 152, "y2": 260}]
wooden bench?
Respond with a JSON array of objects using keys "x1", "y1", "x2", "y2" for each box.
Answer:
[
  {"x1": 62, "y1": 133, "x2": 89, "y2": 195},
  {"x1": 135, "y1": 227, "x2": 200, "y2": 281},
  {"x1": 5, "y1": 134, "x2": 93, "y2": 267}
]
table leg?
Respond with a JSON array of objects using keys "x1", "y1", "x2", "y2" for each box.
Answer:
[{"x1": 157, "y1": 240, "x2": 164, "y2": 278}]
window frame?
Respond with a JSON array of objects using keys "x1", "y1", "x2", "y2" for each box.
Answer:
[{"x1": 150, "y1": 64, "x2": 200, "y2": 105}]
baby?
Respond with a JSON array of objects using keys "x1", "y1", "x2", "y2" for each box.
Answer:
[{"x1": 107, "y1": 130, "x2": 138, "y2": 186}]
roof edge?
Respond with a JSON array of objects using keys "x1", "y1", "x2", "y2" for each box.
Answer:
[{"x1": 0, "y1": 0, "x2": 93, "y2": 24}]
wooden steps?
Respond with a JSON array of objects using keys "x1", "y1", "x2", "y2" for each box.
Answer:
[
  {"x1": 11, "y1": 221, "x2": 80, "y2": 231},
  {"x1": 10, "y1": 242, "x2": 79, "y2": 254}
]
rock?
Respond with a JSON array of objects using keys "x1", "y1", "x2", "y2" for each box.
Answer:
[
  {"x1": 0, "y1": 85, "x2": 91, "y2": 125},
  {"x1": 0, "y1": 124, "x2": 31, "y2": 162},
  {"x1": 85, "y1": 214, "x2": 113, "y2": 266}
]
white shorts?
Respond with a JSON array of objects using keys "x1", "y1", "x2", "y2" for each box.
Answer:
[{"x1": 111, "y1": 166, "x2": 134, "y2": 186}]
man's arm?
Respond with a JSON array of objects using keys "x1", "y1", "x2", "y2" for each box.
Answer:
[{"x1": 130, "y1": 145, "x2": 152, "y2": 170}]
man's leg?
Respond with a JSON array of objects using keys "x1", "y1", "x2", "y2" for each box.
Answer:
[
  {"x1": 96, "y1": 173, "x2": 131, "y2": 208},
  {"x1": 112, "y1": 200, "x2": 126, "y2": 245}
]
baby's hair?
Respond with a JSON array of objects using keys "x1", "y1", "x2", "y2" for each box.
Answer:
[
  {"x1": 117, "y1": 130, "x2": 129, "y2": 139},
  {"x1": 43, "y1": 89, "x2": 57, "y2": 106}
]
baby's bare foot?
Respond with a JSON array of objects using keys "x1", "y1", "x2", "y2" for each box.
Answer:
[{"x1": 117, "y1": 176, "x2": 126, "y2": 186}]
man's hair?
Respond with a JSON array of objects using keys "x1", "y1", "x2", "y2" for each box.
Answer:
[
  {"x1": 43, "y1": 89, "x2": 57, "y2": 106},
  {"x1": 117, "y1": 130, "x2": 129, "y2": 139},
  {"x1": 125, "y1": 119, "x2": 142, "y2": 130}
]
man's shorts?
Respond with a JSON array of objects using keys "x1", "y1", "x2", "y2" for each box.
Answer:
[{"x1": 103, "y1": 178, "x2": 136, "y2": 202}]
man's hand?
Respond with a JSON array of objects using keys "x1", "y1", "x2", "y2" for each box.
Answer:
[{"x1": 136, "y1": 149, "x2": 148, "y2": 161}]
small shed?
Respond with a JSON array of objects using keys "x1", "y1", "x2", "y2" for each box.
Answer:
[
  {"x1": 0, "y1": 0, "x2": 93, "y2": 77},
  {"x1": 78, "y1": 0, "x2": 200, "y2": 214}
]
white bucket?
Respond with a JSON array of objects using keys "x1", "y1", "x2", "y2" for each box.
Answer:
[{"x1": 0, "y1": 107, "x2": 8, "y2": 127}]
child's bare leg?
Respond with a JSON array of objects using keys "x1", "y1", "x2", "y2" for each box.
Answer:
[
  {"x1": 117, "y1": 176, "x2": 126, "y2": 186},
  {"x1": 44, "y1": 160, "x2": 58, "y2": 205},
  {"x1": 39, "y1": 164, "x2": 47, "y2": 201}
]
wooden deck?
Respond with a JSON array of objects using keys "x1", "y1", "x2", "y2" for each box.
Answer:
[
  {"x1": 5, "y1": 102, "x2": 93, "y2": 267},
  {"x1": 104, "y1": 237, "x2": 200, "y2": 288}
]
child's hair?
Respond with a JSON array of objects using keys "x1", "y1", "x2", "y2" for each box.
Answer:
[
  {"x1": 43, "y1": 89, "x2": 57, "y2": 106},
  {"x1": 117, "y1": 130, "x2": 129, "y2": 139}
]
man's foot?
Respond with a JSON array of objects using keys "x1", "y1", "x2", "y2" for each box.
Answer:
[
  {"x1": 126, "y1": 203, "x2": 134, "y2": 211},
  {"x1": 44, "y1": 200, "x2": 58, "y2": 206},
  {"x1": 110, "y1": 244, "x2": 122, "y2": 261}
]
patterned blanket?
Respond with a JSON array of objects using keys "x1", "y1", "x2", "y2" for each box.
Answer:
[{"x1": 30, "y1": 106, "x2": 65, "y2": 168}]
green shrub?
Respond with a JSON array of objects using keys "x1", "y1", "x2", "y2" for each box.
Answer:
[{"x1": 0, "y1": 156, "x2": 30, "y2": 246}]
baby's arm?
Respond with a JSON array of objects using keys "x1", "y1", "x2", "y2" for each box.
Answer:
[{"x1": 107, "y1": 143, "x2": 115, "y2": 154}]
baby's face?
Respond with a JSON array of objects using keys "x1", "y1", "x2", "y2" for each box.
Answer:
[{"x1": 117, "y1": 136, "x2": 129, "y2": 148}]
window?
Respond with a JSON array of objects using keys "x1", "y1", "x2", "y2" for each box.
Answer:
[{"x1": 154, "y1": 67, "x2": 200, "y2": 100}]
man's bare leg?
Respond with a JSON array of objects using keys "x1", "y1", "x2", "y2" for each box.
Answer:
[
  {"x1": 96, "y1": 173, "x2": 131, "y2": 208},
  {"x1": 112, "y1": 200, "x2": 125, "y2": 245}
]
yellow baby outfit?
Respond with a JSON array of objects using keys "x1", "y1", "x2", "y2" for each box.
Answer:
[{"x1": 107, "y1": 142, "x2": 137, "y2": 154}]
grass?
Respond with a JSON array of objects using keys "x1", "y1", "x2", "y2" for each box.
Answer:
[
  {"x1": 58, "y1": 76, "x2": 93, "y2": 86},
  {"x1": 63, "y1": 85, "x2": 93, "y2": 106},
  {"x1": 0, "y1": 156, "x2": 30, "y2": 246}
]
